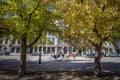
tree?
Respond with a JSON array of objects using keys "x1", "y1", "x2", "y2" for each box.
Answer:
[
  {"x1": 53, "y1": 0, "x2": 120, "y2": 76},
  {"x1": 0, "y1": 0, "x2": 58, "y2": 77},
  {"x1": 0, "y1": 1, "x2": 10, "y2": 39}
]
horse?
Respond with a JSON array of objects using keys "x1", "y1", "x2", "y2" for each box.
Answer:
[{"x1": 65, "y1": 52, "x2": 77, "y2": 60}]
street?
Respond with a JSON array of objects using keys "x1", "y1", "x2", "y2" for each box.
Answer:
[{"x1": 0, "y1": 55, "x2": 120, "y2": 75}]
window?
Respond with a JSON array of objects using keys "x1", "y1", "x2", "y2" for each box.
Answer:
[
  {"x1": 51, "y1": 38, "x2": 55, "y2": 43},
  {"x1": 118, "y1": 41, "x2": 120, "y2": 48},
  {"x1": 47, "y1": 33, "x2": 51, "y2": 36},
  {"x1": 5, "y1": 39, "x2": 8, "y2": 44},
  {"x1": 118, "y1": 41, "x2": 120, "y2": 45}
]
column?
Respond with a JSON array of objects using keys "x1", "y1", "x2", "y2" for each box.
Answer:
[
  {"x1": 33, "y1": 48, "x2": 35, "y2": 54},
  {"x1": 88, "y1": 49, "x2": 91, "y2": 53},
  {"x1": 112, "y1": 48, "x2": 115, "y2": 52},
  {"x1": 102, "y1": 49, "x2": 105, "y2": 54},
  {"x1": 72, "y1": 46, "x2": 73, "y2": 52},
  {"x1": 50, "y1": 47, "x2": 52, "y2": 53},
  {"x1": 41, "y1": 45, "x2": 44, "y2": 55},
  {"x1": 55, "y1": 46, "x2": 58, "y2": 55},
  {"x1": 62, "y1": 46, "x2": 64, "y2": 54},
  {"x1": 67, "y1": 47, "x2": 69, "y2": 53},
  {"x1": 46, "y1": 46, "x2": 48, "y2": 54},
  {"x1": 107, "y1": 49, "x2": 110, "y2": 54},
  {"x1": 37, "y1": 46, "x2": 40, "y2": 53},
  {"x1": 15, "y1": 47, "x2": 17, "y2": 53},
  {"x1": 46, "y1": 39, "x2": 48, "y2": 54}
]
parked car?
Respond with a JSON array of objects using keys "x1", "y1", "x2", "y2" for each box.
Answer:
[
  {"x1": 0, "y1": 51, "x2": 3, "y2": 55},
  {"x1": 101, "y1": 52, "x2": 106, "y2": 57},
  {"x1": 84, "y1": 52, "x2": 106, "y2": 58},
  {"x1": 0, "y1": 50, "x2": 4, "y2": 55},
  {"x1": 85, "y1": 53, "x2": 95, "y2": 58},
  {"x1": 117, "y1": 52, "x2": 120, "y2": 57},
  {"x1": 0, "y1": 50, "x2": 10, "y2": 56},
  {"x1": 106, "y1": 52, "x2": 118, "y2": 57},
  {"x1": 118, "y1": 53, "x2": 120, "y2": 57},
  {"x1": 4, "y1": 51, "x2": 11, "y2": 55}
]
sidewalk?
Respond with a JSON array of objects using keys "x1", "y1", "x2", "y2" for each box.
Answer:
[{"x1": 10, "y1": 52, "x2": 31, "y2": 56}]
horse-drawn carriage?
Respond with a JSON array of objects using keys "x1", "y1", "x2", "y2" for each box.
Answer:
[{"x1": 49, "y1": 52, "x2": 77, "y2": 61}]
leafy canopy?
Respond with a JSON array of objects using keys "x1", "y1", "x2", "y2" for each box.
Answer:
[
  {"x1": 53, "y1": 0, "x2": 120, "y2": 47},
  {"x1": 0, "y1": 0, "x2": 59, "y2": 45}
]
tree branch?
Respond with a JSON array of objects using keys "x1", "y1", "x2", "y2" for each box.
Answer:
[
  {"x1": 29, "y1": 0, "x2": 40, "y2": 16},
  {"x1": 93, "y1": 23, "x2": 103, "y2": 40},
  {"x1": 27, "y1": 0, "x2": 40, "y2": 28},
  {"x1": 0, "y1": 27, "x2": 9, "y2": 31},
  {"x1": 27, "y1": 32, "x2": 43, "y2": 48},
  {"x1": 87, "y1": 38, "x2": 97, "y2": 46}
]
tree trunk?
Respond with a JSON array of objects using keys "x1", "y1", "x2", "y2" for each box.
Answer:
[
  {"x1": 94, "y1": 44, "x2": 102, "y2": 76},
  {"x1": 39, "y1": 51, "x2": 41, "y2": 64},
  {"x1": 18, "y1": 34, "x2": 27, "y2": 77}
]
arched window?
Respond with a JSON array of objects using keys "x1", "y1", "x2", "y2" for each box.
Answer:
[
  {"x1": 11, "y1": 47, "x2": 15, "y2": 53},
  {"x1": 16, "y1": 47, "x2": 20, "y2": 53},
  {"x1": 3, "y1": 47, "x2": 7, "y2": 52},
  {"x1": 5, "y1": 39, "x2": 8, "y2": 44}
]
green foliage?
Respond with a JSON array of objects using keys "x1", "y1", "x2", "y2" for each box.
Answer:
[
  {"x1": 0, "y1": 0, "x2": 59, "y2": 46},
  {"x1": 54, "y1": 0, "x2": 120, "y2": 48}
]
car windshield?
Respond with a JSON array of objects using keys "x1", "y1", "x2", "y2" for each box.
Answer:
[{"x1": 111, "y1": 52, "x2": 115, "y2": 54}]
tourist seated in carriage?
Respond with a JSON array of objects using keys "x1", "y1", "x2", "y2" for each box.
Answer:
[{"x1": 49, "y1": 51, "x2": 65, "y2": 60}]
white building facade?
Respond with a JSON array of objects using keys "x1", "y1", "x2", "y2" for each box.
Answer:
[
  {"x1": 0, "y1": 34, "x2": 119, "y2": 55},
  {"x1": 0, "y1": 34, "x2": 58, "y2": 55},
  {"x1": 0, "y1": 34, "x2": 72, "y2": 55}
]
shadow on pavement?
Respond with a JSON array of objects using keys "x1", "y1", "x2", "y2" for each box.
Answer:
[
  {"x1": 0, "y1": 58, "x2": 120, "y2": 79},
  {"x1": 0, "y1": 58, "x2": 120, "y2": 75}
]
